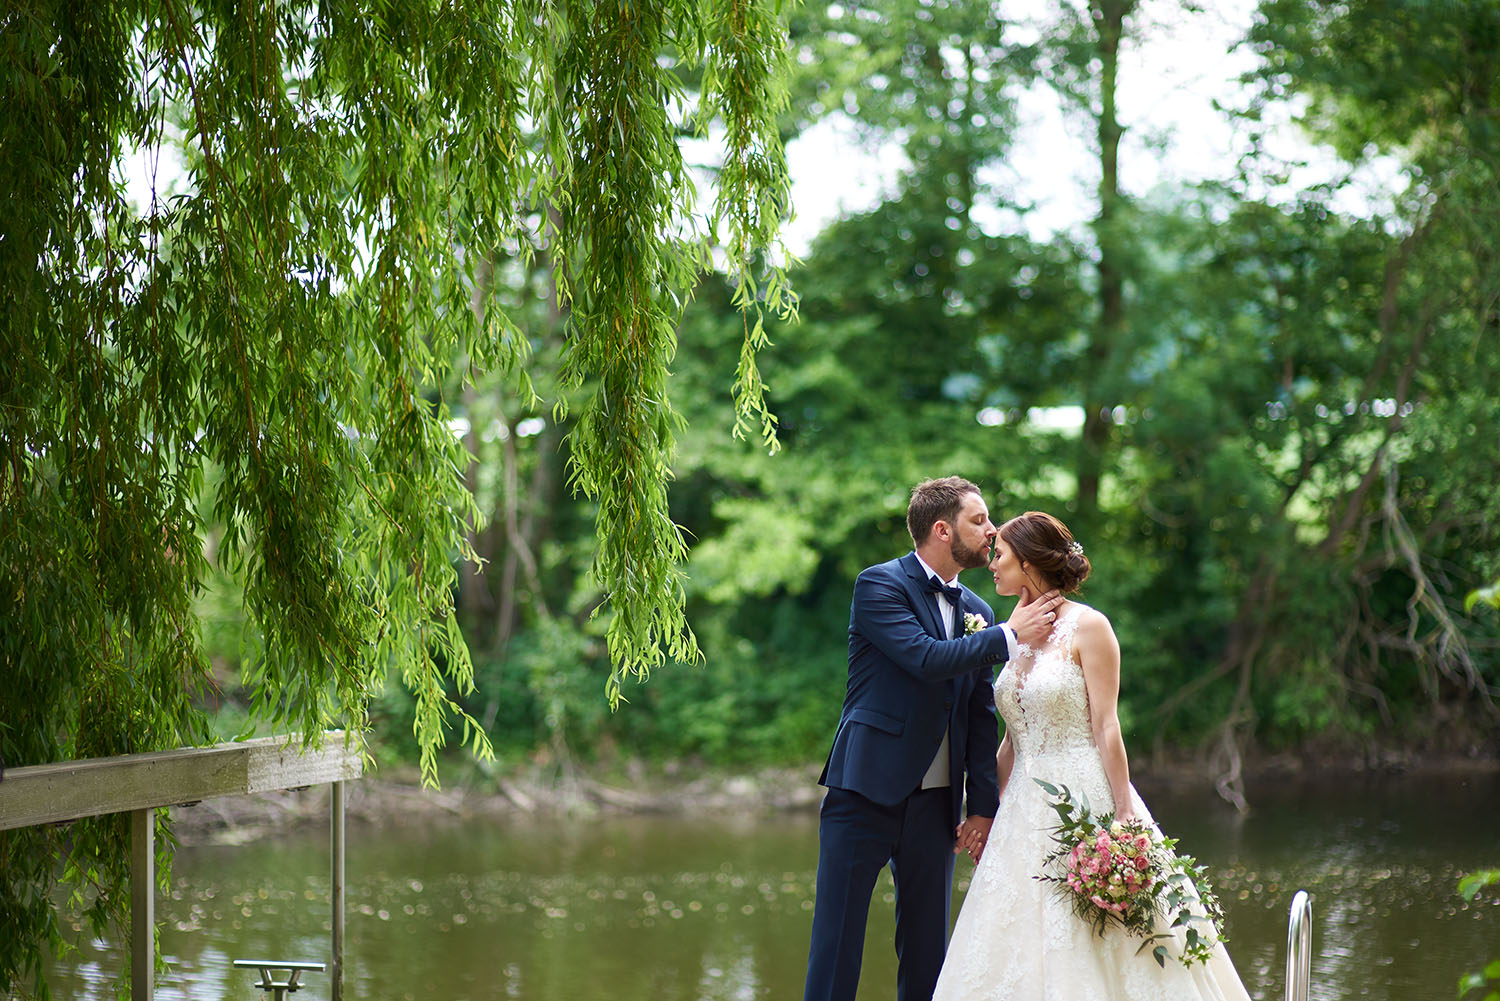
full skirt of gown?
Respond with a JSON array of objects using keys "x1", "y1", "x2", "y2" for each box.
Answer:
[{"x1": 931, "y1": 605, "x2": 1253, "y2": 1001}]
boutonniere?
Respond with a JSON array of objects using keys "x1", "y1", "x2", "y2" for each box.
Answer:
[{"x1": 964, "y1": 612, "x2": 988, "y2": 635}]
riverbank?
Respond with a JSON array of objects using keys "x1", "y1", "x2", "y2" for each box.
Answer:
[
  {"x1": 169, "y1": 760, "x2": 829, "y2": 845},
  {"x1": 167, "y1": 744, "x2": 1500, "y2": 846}
]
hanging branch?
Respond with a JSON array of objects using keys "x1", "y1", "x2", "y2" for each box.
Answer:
[
  {"x1": 1, "y1": 0, "x2": 796, "y2": 990},
  {"x1": 1375, "y1": 463, "x2": 1491, "y2": 705}
]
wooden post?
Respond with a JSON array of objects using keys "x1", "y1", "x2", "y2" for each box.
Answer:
[
  {"x1": 331, "y1": 780, "x2": 346, "y2": 1001},
  {"x1": 130, "y1": 809, "x2": 154, "y2": 1001}
]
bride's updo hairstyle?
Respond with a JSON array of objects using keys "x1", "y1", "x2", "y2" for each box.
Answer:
[{"x1": 998, "y1": 511, "x2": 1091, "y2": 594}]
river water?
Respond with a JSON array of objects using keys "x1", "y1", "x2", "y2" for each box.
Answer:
[{"x1": 34, "y1": 769, "x2": 1500, "y2": 1001}]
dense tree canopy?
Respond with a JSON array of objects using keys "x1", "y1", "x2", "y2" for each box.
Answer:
[
  {"x1": 1, "y1": 0, "x2": 792, "y2": 992},
  {"x1": 431, "y1": 0, "x2": 1499, "y2": 789}
]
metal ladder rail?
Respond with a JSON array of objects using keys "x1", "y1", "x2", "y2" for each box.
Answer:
[{"x1": 1285, "y1": 890, "x2": 1313, "y2": 1001}]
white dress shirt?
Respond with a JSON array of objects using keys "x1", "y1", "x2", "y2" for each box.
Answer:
[
  {"x1": 914, "y1": 555, "x2": 958, "y2": 789},
  {"x1": 912, "y1": 554, "x2": 1018, "y2": 790}
]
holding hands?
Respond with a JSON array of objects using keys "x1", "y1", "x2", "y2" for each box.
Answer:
[{"x1": 954, "y1": 815, "x2": 994, "y2": 864}]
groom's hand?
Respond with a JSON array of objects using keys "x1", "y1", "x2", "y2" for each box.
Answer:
[
  {"x1": 1007, "y1": 586, "x2": 1064, "y2": 648},
  {"x1": 954, "y1": 815, "x2": 994, "y2": 863}
]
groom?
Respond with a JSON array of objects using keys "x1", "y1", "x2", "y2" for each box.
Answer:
[{"x1": 802, "y1": 476, "x2": 1062, "y2": 1001}]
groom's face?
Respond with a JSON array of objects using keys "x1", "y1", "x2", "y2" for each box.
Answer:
[{"x1": 947, "y1": 491, "x2": 996, "y2": 571}]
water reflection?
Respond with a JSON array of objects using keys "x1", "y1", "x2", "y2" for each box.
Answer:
[{"x1": 35, "y1": 771, "x2": 1500, "y2": 1001}]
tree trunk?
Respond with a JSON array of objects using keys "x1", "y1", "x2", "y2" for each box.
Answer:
[{"x1": 1077, "y1": 0, "x2": 1133, "y2": 526}]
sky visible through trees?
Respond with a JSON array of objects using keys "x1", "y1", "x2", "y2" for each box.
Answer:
[{"x1": 783, "y1": 0, "x2": 1402, "y2": 250}]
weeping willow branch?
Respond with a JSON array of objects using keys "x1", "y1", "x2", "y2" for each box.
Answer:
[
  {"x1": 540, "y1": 0, "x2": 796, "y2": 706},
  {"x1": 1, "y1": 0, "x2": 796, "y2": 990}
]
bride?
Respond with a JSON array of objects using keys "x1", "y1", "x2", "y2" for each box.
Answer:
[{"x1": 931, "y1": 511, "x2": 1253, "y2": 1001}]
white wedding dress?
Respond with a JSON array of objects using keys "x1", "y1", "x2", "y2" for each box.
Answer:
[{"x1": 931, "y1": 604, "x2": 1253, "y2": 1001}]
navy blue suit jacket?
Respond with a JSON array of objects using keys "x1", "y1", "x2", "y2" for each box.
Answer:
[{"x1": 818, "y1": 552, "x2": 1007, "y2": 828}]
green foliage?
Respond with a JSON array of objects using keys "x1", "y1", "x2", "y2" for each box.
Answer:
[
  {"x1": 542, "y1": 0, "x2": 797, "y2": 705},
  {"x1": 1, "y1": 0, "x2": 793, "y2": 993},
  {"x1": 441, "y1": 0, "x2": 1498, "y2": 788},
  {"x1": 785, "y1": 0, "x2": 1023, "y2": 176},
  {"x1": 1469, "y1": 583, "x2": 1500, "y2": 615},
  {"x1": 1458, "y1": 870, "x2": 1500, "y2": 1001},
  {"x1": 1210, "y1": 0, "x2": 1500, "y2": 750}
]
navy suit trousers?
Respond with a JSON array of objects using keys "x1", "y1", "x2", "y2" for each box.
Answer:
[{"x1": 803, "y1": 785, "x2": 956, "y2": 1001}]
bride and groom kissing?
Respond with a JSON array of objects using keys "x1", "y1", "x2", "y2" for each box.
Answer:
[{"x1": 802, "y1": 476, "x2": 1252, "y2": 1001}]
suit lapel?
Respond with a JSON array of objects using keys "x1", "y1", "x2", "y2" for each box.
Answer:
[
  {"x1": 900, "y1": 552, "x2": 946, "y2": 639},
  {"x1": 905, "y1": 556, "x2": 963, "y2": 723}
]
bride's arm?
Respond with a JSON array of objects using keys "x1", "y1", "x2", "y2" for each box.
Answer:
[
  {"x1": 1077, "y1": 610, "x2": 1136, "y2": 821},
  {"x1": 995, "y1": 732, "x2": 1016, "y2": 801},
  {"x1": 956, "y1": 733, "x2": 1016, "y2": 863}
]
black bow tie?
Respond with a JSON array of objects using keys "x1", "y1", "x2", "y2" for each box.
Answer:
[{"x1": 924, "y1": 577, "x2": 962, "y2": 604}]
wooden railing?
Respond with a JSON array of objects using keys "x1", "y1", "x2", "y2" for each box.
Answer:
[{"x1": 0, "y1": 733, "x2": 363, "y2": 1001}]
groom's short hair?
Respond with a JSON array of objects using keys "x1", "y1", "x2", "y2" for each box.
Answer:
[{"x1": 907, "y1": 476, "x2": 980, "y2": 545}]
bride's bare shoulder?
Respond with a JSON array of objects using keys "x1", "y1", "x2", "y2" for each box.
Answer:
[{"x1": 1069, "y1": 603, "x2": 1117, "y2": 640}]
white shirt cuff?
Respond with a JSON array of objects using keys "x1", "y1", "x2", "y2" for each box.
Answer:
[{"x1": 999, "y1": 623, "x2": 1018, "y2": 661}]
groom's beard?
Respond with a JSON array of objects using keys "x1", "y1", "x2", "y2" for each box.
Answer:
[{"x1": 951, "y1": 536, "x2": 989, "y2": 571}]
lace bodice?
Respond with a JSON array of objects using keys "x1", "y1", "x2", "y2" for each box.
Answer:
[
  {"x1": 993, "y1": 603, "x2": 1096, "y2": 766},
  {"x1": 931, "y1": 599, "x2": 1253, "y2": 1001}
]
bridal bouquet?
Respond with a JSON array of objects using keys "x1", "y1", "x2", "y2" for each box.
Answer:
[{"x1": 1033, "y1": 779, "x2": 1226, "y2": 967}]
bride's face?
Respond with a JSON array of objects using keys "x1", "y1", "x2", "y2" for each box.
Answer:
[{"x1": 988, "y1": 537, "x2": 1027, "y2": 596}]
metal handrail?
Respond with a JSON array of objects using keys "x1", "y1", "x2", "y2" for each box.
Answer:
[
  {"x1": 1285, "y1": 890, "x2": 1313, "y2": 1001},
  {"x1": 233, "y1": 960, "x2": 324, "y2": 1001}
]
